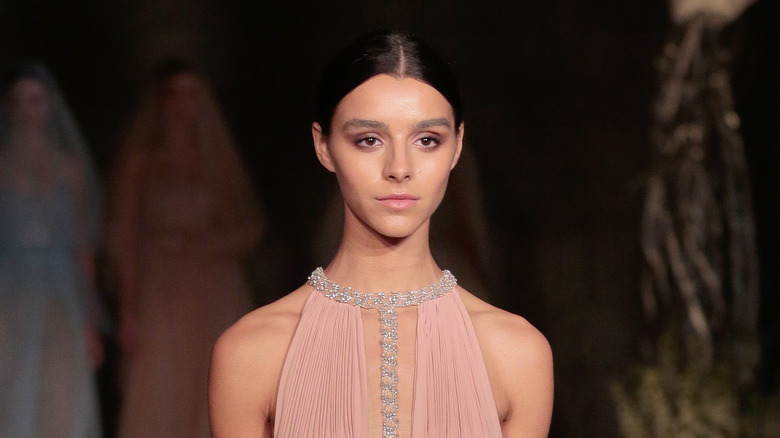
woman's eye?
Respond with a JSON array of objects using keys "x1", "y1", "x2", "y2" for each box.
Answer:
[
  {"x1": 416, "y1": 136, "x2": 440, "y2": 148},
  {"x1": 356, "y1": 136, "x2": 381, "y2": 148}
]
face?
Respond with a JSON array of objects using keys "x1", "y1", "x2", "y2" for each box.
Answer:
[
  {"x1": 160, "y1": 73, "x2": 202, "y2": 123},
  {"x1": 5, "y1": 78, "x2": 52, "y2": 130},
  {"x1": 313, "y1": 74, "x2": 463, "y2": 240}
]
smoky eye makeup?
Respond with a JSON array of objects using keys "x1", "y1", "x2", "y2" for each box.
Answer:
[
  {"x1": 355, "y1": 135, "x2": 383, "y2": 148},
  {"x1": 415, "y1": 136, "x2": 441, "y2": 148}
]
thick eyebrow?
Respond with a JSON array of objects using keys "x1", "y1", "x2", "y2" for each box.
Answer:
[
  {"x1": 343, "y1": 119, "x2": 388, "y2": 130},
  {"x1": 415, "y1": 118, "x2": 451, "y2": 129},
  {"x1": 342, "y1": 118, "x2": 451, "y2": 131}
]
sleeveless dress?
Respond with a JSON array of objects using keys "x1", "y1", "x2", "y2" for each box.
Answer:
[
  {"x1": 0, "y1": 166, "x2": 102, "y2": 438},
  {"x1": 275, "y1": 279, "x2": 502, "y2": 437}
]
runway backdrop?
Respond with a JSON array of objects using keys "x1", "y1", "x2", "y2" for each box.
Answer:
[{"x1": 1, "y1": 0, "x2": 778, "y2": 436}]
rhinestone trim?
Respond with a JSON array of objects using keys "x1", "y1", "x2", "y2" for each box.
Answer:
[{"x1": 308, "y1": 267, "x2": 457, "y2": 438}]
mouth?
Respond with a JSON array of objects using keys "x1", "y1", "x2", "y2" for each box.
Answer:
[{"x1": 377, "y1": 193, "x2": 419, "y2": 210}]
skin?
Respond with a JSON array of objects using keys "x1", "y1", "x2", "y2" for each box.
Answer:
[
  {"x1": 209, "y1": 74, "x2": 554, "y2": 437},
  {"x1": 161, "y1": 73, "x2": 202, "y2": 130}
]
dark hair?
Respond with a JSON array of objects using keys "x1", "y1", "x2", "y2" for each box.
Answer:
[
  {"x1": 151, "y1": 58, "x2": 202, "y2": 96},
  {"x1": 315, "y1": 30, "x2": 462, "y2": 135},
  {"x1": 0, "y1": 61, "x2": 58, "y2": 99},
  {"x1": 154, "y1": 58, "x2": 199, "y2": 83}
]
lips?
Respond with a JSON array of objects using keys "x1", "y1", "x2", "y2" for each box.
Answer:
[{"x1": 377, "y1": 193, "x2": 419, "y2": 209}]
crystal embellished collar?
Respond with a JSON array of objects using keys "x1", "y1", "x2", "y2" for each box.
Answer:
[
  {"x1": 307, "y1": 267, "x2": 457, "y2": 309},
  {"x1": 307, "y1": 267, "x2": 457, "y2": 438}
]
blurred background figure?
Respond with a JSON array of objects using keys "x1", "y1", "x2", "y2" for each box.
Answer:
[
  {"x1": 106, "y1": 60, "x2": 264, "y2": 438},
  {"x1": 0, "y1": 62, "x2": 103, "y2": 438}
]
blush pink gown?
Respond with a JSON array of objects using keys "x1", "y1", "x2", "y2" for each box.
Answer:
[
  {"x1": 117, "y1": 168, "x2": 254, "y2": 438},
  {"x1": 274, "y1": 287, "x2": 502, "y2": 437}
]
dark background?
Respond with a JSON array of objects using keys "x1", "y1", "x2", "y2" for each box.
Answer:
[{"x1": 1, "y1": 1, "x2": 777, "y2": 436}]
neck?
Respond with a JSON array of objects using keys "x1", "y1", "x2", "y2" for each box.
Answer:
[
  {"x1": 10, "y1": 128, "x2": 48, "y2": 145},
  {"x1": 324, "y1": 206, "x2": 442, "y2": 292},
  {"x1": 162, "y1": 122, "x2": 197, "y2": 148},
  {"x1": 7, "y1": 130, "x2": 52, "y2": 157}
]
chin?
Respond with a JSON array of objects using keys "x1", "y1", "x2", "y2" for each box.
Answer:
[
  {"x1": 376, "y1": 229, "x2": 413, "y2": 241},
  {"x1": 370, "y1": 218, "x2": 427, "y2": 241}
]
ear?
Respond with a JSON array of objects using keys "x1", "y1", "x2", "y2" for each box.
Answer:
[
  {"x1": 312, "y1": 122, "x2": 336, "y2": 173},
  {"x1": 450, "y1": 122, "x2": 464, "y2": 170}
]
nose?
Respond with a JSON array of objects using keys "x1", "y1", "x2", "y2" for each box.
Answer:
[{"x1": 383, "y1": 142, "x2": 413, "y2": 182}]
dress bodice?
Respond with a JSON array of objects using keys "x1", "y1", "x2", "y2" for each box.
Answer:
[
  {"x1": 0, "y1": 168, "x2": 77, "y2": 255},
  {"x1": 140, "y1": 163, "x2": 220, "y2": 239},
  {"x1": 274, "y1": 280, "x2": 502, "y2": 438},
  {"x1": 0, "y1": 151, "x2": 91, "y2": 329}
]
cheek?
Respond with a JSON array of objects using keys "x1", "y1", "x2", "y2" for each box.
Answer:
[
  {"x1": 420, "y1": 156, "x2": 454, "y2": 189},
  {"x1": 33, "y1": 101, "x2": 51, "y2": 120},
  {"x1": 422, "y1": 161, "x2": 455, "y2": 213},
  {"x1": 331, "y1": 150, "x2": 377, "y2": 190},
  {"x1": 14, "y1": 101, "x2": 46, "y2": 123},
  {"x1": 333, "y1": 160, "x2": 373, "y2": 202}
]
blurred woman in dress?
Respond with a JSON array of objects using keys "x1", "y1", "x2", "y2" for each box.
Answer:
[
  {"x1": 0, "y1": 62, "x2": 103, "y2": 438},
  {"x1": 107, "y1": 60, "x2": 264, "y2": 438}
]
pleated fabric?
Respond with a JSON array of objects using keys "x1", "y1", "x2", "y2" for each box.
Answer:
[
  {"x1": 274, "y1": 291, "x2": 369, "y2": 437},
  {"x1": 274, "y1": 287, "x2": 502, "y2": 437},
  {"x1": 412, "y1": 290, "x2": 503, "y2": 437}
]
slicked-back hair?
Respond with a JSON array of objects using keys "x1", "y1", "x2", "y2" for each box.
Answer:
[{"x1": 315, "y1": 30, "x2": 462, "y2": 135}]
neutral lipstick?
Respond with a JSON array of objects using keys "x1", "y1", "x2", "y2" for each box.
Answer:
[{"x1": 377, "y1": 193, "x2": 419, "y2": 209}]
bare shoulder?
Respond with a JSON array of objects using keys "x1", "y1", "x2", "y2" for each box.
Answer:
[
  {"x1": 209, "y1": 285, "x2": 311, "y2": 437},
  {"x1": 458, "y1": 287, "x2": 554, "y2": 436},
  {"x1": 458, "y1": 287, "x2": 552, "y2": 365},
  {"x1": 212, "y1": 284, "x2": 311, "y2": 388},
  {"x1": 218, "y1": 285, "x2": 309, "y2": 344}
]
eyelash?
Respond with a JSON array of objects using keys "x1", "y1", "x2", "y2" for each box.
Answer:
[
  {"x1": 355, "y1": 136, "x2": 382, "y2": 148},
  {"x1": 415, "y1": 136, "x2": 441, "y2": 148},
  {"x1": 353, "y1": 134, "x2": 443, "y2": 149}
]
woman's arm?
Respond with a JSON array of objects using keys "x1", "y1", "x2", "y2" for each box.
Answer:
[
  {"x1": 209, "y1": 324, "x2": 271, "y2": 437},
  {"x1": 105, "y1": 148, "x2": 146, "y2": 358},
  {"x1": 63, "y1": 152, "x2": 105, "y2": 368},
  {"x1": 498, "y1": 321, "x2": 554, "y2": 437},
  {"x1": 475, "y1": 307, "x2": 554, "y2": 438},
  {"x1": 209, "y1": 303, "x2": 298, "y2": 438}
]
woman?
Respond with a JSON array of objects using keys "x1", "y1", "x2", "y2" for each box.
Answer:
[
  {"x1": 209, "y1": 31, "x2": 554, "y2": 437},
  {"x1": 107, "y1": 61, "x2": 264, "y2": 438},
  {"x1": 0, "y1": 63, "x2": 103, "y2": 438}
]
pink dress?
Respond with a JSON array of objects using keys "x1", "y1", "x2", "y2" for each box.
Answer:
[
  {"x1": 274, "y1": 275, "x2": 502, "y2": 437},
  {"x1": 117, "y1": 164, "x2": 254, "y2": 438}
]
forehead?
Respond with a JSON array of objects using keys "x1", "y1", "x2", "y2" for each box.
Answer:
[
  {"x1": 333, "y1": 74, "x2": 454, "y2": 124},
  {"x1": 11, "y1": 78, "x2": 48, "y2": 97},
  {"x1": 165, "y1": 73, "x2": 201, "y2": 94}
]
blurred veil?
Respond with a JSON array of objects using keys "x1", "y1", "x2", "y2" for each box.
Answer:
[
  {"x1": 108, "y1": 63, "x2": 263, "y2": 245},
  {"x1": 0, "y1": 62, "x2": 101, "y2": 243},
  {"x1": 107, "y1": 61, "x2": 264, "y2": 438},
  {"x1": 0, "y1": 61, "x2": 103, "y2": 438}
]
